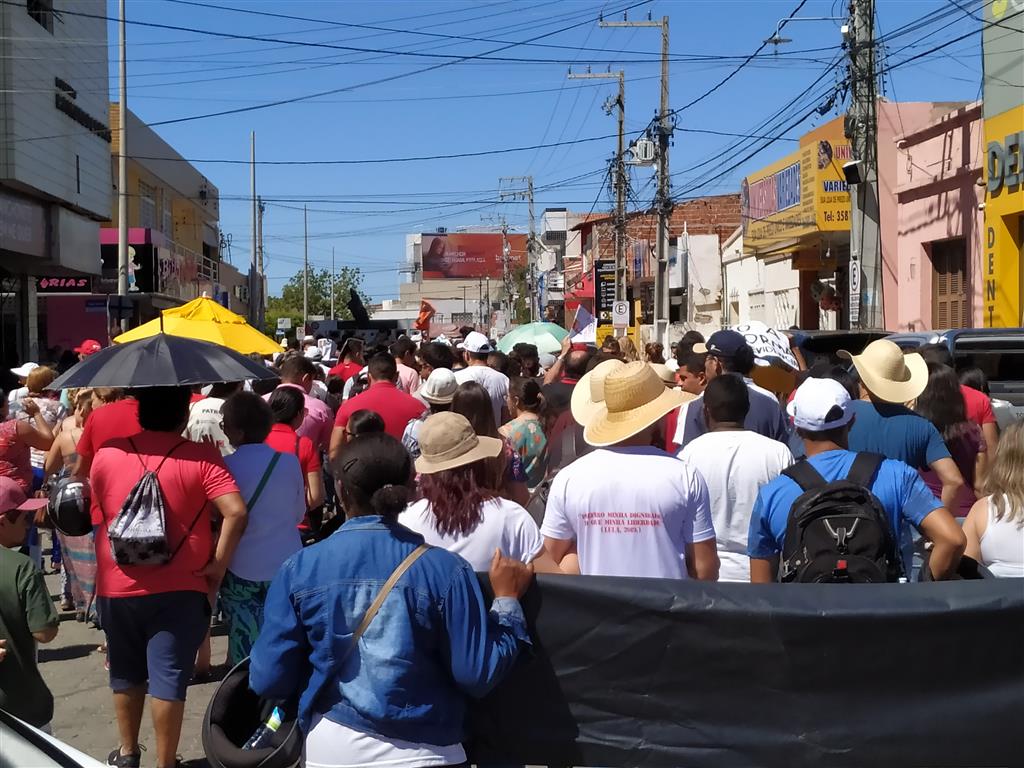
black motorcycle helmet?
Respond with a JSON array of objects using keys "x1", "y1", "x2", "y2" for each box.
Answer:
[
  {"x1": 203, "y1": 658, "x2": 302, "y2": 768},
  {"x1": 48, "y1": 475, "x2": 93, "y2": 536}
]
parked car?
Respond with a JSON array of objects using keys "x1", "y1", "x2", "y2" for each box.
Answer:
[
  {"x1": 0, "y1": 708, "x2": 105, "y2": 767},
  {"x1": 886, "y1": 328, "x2": 1024, "y2": 428}
]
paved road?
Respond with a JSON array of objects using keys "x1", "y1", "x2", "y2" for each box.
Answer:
[{"x1": 38, "y1": 574, "x2": 225, "y2": 768}]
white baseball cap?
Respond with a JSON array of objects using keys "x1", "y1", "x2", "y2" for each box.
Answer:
[
  {"x1": 462, "y1": 331, "x2": 493, "y2": 354},
  {"x1": 787, "y1": 377, "x2": 855, "y2": 432},
  {"x1": 10, "y1": 362, "x2": 39, "y2": 378}
]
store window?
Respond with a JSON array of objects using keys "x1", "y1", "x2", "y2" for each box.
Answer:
[
  {"x1": 27, "y1": 0, "x2": 54, "y2": 33},
  {"x1": 138, "y1": 180, "x2": 157, "y2": 229},
  {"x1": 931, "y1": 238, "x2": 969, "y2": 329}
]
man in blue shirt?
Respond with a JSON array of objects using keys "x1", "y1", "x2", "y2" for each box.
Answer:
[
  {"x1": 748, "y1": 378, "x2": 965, "y2": 583},
  {"x1": 840, "y1": 339, "x2": 964, "y2": 511},
  {"x1": 678, "y1": 330, "x2": 789, "y2": 448}
]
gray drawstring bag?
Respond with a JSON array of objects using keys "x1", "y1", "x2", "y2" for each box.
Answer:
[{"x1": 108, "y1": 439, "x2": 201, "y2": 566}]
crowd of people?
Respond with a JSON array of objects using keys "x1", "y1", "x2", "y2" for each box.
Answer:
[{"x1": 0, "y1": 326, "x2": 1022, "y2": 768}]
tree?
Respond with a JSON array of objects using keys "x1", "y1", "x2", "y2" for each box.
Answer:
[{"x1": 265, "y1": 267, "x2": 366, "y2": 336}]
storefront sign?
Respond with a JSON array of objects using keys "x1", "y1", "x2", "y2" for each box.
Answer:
[
  {"x1": 987, "y1": 132, "x2": 1021, "y2": 195},
  {"x1": 0, "y1": 188, "x2": 47, "y2": 258},
  {"x1": 36, "y1": 276, "x2": 92, "y2": 293},
  {"x1": 594, "y1": 259, "x2": 617, "y2": 323},
  {"x1": 982, "y1": 105, "x2": 1024, "y2": 327},
  {"x1": 804, "y1": 120, "x2": 853, "y2": 231}
]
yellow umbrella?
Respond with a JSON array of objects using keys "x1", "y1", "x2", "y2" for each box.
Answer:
[{"x1": 114, "y1": 295, "x2": 281, "y2": 355}]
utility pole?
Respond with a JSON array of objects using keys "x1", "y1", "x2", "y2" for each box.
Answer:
[
  {"x1": 116, "y1": 0, "x2": 128, "y2": 331},
  {"x1": 569, "y1": 69, "x2": 627, "y2": 330},
  {"x1": 257, "y1": 196, "x2": 265, "y2": 328},
  {"x1": 846, "y1": 0, "x2": 883, "y2": 329},
  {"x1": 249, "y1": 131, "x2": 257, "y2": 326},
  {"x1": 601, "y1": 14, "x2": 672, "y2": 346},
  {"x1": 499, "y1": 176, "x2": 536, "y2": 322},
  {"x1": 330, "y1": 246, "x2": 335, "y2": 320},
  {"x1": 302, "y1": 205, "x2": 309, "y2": 333}
]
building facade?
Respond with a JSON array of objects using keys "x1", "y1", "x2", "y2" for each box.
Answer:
[{"x1": 0, "y1": 0, "x2": 110, "y2": 367}]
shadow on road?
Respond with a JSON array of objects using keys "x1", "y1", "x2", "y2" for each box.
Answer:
[{"x1": 39, "y1": 643, "x2": 100, "y2": 663}]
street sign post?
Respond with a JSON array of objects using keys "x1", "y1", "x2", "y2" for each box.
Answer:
[{"x1": 612, "y1": 300, "x2": 630, "y2": 329}]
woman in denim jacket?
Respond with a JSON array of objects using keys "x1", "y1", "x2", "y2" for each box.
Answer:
[{"x1": 250, "y1": 432, "x2": 533, "y2": 768}]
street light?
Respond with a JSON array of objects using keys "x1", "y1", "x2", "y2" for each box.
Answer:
[{"x1": 764, "y1": 15, "x2": 847, "y2": 47}]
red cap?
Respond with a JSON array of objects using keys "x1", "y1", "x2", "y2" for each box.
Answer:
[
  {"x1": 74, "y1": 339, "x2": 102, "y2": 356},
  {"x1": 0, "y1": 477, "x2": 48, "y2": 517}
]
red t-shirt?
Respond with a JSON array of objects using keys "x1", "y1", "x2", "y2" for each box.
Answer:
[
  {"x1": 334, "y1": 381, "x2": 427, "y2": 441},
  {"x1": 78, "y1": 399, "x2": 142, "y2": 463},
  {"x1": 328, "y1": 361, "x2": 363, "y2": 383},
  {"x1": 265, "y1": 423, "x2": 320, "y2": 479},
  {"x1": 91, "y1": 431, "x2": 239, "y2": 598},
  {"x1": 961, "y1": 384, "x2": 995, "y2": 427}
]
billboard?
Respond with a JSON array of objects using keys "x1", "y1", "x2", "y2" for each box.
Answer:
[{"x1": 420, "y1": 232, "x2": 528, "y2": 280}]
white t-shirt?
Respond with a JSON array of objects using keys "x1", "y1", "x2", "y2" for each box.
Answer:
[
  {"x1": 185, "y1": 397, "x2": 233, "y2": 456},
  {"x1": 399, "y1": 497, "x2": 543, "y2": 571},
  {"x1": 305, "y1": 714, "x2": 465, "y2": 768},
  {"x1": 541, "y1": 447, "x2": 715, "y2": 579},
  {"x1": 678, "y1": 430, "x2": 794, "y2": 582},
  {"x1": 453, "y1": 364, "x2": 509, "y2": 426}
]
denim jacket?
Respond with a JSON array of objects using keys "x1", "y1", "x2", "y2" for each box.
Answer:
[{"x1": 249, "y1": 515, "x2": 531, "y2": 744}]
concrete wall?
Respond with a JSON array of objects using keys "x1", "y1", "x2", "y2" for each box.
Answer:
[{"x1": 892, "y1": 103, "x2": 984, "y2": 331}]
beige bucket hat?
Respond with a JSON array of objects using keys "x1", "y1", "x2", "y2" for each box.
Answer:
[
  {"x1": 570, "y1": 358, "x2": 625, "y2": 426},
  {"x1": 838, "y1": 339, "x2": 928, "y2": 404},
  {"x1": 583, "y1": 361, "x2": 690, "y2": 447},
  {"x1": 414, "y1": 411, "x2": 503, "y2": 474}
]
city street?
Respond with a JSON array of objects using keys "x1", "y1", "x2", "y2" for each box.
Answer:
[{"x1": 39, "y1": 575, "x2": 223, "y2": 767}]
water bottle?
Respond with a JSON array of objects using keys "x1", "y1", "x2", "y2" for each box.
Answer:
[{"x1": 242, "y1": 706, "x2": 283, "y2": 750}]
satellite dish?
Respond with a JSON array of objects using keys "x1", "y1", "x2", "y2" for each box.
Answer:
[{"x1": 537, "y1": 248, "x2": 556, "y2": 273}]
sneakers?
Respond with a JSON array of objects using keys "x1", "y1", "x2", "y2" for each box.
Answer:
[{"x1": 106, "y1": 747, "x2": 142, "y2": 768}]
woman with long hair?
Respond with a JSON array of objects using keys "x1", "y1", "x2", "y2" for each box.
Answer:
[
  {"x1": 451, "y1": 381, "x2": 529, "y2": 506},
  {"x1": 617, "y1": 336, "x2": 640, "y2": 363},
  {"x1": 915, "y1": 363, "x2": 987, "y2": 516},
  {"x1": 251, "y1": 432, "x2": 533, "y2": 767},
  {"x1": 500, "y1": 376, "x2": 548, "y2": 488},
  {"x1": 962, "y1": 421, "x2": 1024, "y2": 577},
  {"x1": 644, "y1": 342, "x2": 666, "y2": 365}
]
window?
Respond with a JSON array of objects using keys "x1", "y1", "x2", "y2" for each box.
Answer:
[
  {"x1": 27, "y1": 0, "x2": 54, "y2": 33},
  {"x1": 931, "y1": 238, "x2": 969, "y2": 329},
  {"x1": 138, "y1": 180, "x2": 157, "y2": 229}
]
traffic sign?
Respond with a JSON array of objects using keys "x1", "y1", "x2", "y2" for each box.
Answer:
[
  {"x1": 277, "y1": 317, "x2": 292, "y2": 330},
  {"x1": 612, "y1": 300, "x2": 630, "y2": 328}
]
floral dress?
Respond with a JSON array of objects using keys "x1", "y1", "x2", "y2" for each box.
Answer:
[{"x1": 504, "y1": 416, "x2": 548, "y2": 488}]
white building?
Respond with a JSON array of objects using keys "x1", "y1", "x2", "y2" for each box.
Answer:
[
  {"x1": 0, "y1": 0, "x2": 110, "y2": 366},
  {"x1": 721, "y1": 227, "x2": 803, "y2": 330}
]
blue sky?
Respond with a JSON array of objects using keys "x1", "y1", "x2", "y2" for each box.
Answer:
[{"x1": 104, "y1": 0, "x2": 988, "y2": 303}]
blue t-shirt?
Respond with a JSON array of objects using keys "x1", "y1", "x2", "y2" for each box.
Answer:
[
  {"x1": 747, "y1": 449, "x2": 943, "y2": 570},
  {"x1": 846, "y1": 400, "x2": 950, "y2": 470},
  {"x1": 681, "y1": 380, "x2": 790, "y2": 448}
]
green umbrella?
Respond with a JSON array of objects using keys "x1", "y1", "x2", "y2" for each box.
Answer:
[{"x1": 496, "y1": 322, "x2": 569, "y2": 355}]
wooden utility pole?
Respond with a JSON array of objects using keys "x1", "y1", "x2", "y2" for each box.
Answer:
[
  {"x1": 499, "y1": 176, "x2": 537, "y2": 322},
  {"x1": 302, "y1": 205, "x2": 308, "y2": 331},
  {"x1": 601, "y1": 14, "x2": 672, "y2": 346},
  {"x1": 116, "y1": 0, "x2": 128, "y2": 331},
  {"x1": 568, "y1": 70, "x2": 627, "y2": 315}
]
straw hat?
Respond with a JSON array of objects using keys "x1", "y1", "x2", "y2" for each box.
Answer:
[
  {"x1": 414, "y1": 411, "x2": 503, "y2": 474},
  {"x1": 648, "y1": 362, "x2": 677, "y2": 386},
  {"x1": 838, "y1": 339, "x2": 928, "y2": 404},
  {"x1": 583, "y1": 361, "x2": 690, "y2": 447},
  {"x1": 570, "y1": 358, "x2": 625, "y2": 426}
]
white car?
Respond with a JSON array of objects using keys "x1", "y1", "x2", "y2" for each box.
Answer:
[{"x1": 0, "y1": 709, "x2": 106, "y2": 767}]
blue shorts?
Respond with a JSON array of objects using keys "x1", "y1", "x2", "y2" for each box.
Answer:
[{"x1": 97, "y1": 591, "x2": 210, "y2": 701}]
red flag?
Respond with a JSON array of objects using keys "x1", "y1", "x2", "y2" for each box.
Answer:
[{"x1": 414, "y1": 300, "x2": 436, "y2": 331}]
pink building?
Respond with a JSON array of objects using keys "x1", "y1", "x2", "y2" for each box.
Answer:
[{"x1": 885, "y1": 101, "x2": 984, "y2": 331}]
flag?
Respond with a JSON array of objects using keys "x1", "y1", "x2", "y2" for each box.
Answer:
[
  {"x1": 414, "y1": 300, "x2": 436, "y2": 331},
  {"x1": 569, "y1": 304, "x2": 596, "y2": 344}
]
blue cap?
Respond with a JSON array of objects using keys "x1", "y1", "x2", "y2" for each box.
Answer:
[{"x1": 693, "y1": 330, "x2": 748, "y2": 359}]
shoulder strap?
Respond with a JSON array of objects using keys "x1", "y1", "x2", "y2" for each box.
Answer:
[
  {"x1": 340, "y1": 544, "x2": 429, "y2": 664},
  {"x1": 128, "y1": 437, "x2": 188, "y2": 475},
  {"x1": 781, "y1": 459, "x2": 829, "y2": 492},
  {"x1": 847, "y1": 452, "x2": 883, "y2": 487},
  {"x1": 246, "y1": 452, "x2": 281, "y2": 512}
]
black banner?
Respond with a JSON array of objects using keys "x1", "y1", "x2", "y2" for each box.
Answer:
[
  {"x1": 469, "y1": 577, "x2": 1024, "y2": 767},
  {"x1": 594, "y1": 259, "x2": 616, "y2": 323}
]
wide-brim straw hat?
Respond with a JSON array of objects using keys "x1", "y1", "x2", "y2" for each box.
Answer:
[
  {"x1": 414, "y1": 411, "x2": 503, "y2": 474},
  {"x1": 648, "y1": 362, "x2": 677, "y2": 385},
  {"x1": 838, "y1": 339, "x2": 928, "y2": 404},
  {"x1": 571, "y1": 359, "x2": 625, "y2": 426},
  {"x1": 584, "y1": 361, "x2": 691, "y2": 447}
]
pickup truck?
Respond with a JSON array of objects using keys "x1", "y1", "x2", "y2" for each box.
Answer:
[{"x1": 883, "y1": 328, "x2": 1024, "y2": 428}]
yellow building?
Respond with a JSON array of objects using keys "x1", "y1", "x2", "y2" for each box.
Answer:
[{"x1": 981, "y1": 0, "x2": 1024, "y2": 328}]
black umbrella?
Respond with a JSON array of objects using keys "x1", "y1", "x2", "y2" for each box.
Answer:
[{"x1": 50, "y1": 333, "x2": 278, "y2": 389}]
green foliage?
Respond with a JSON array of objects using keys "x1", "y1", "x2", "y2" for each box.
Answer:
[{"x1": 264, "y1": 267, "x2": 366, "y2": 335}]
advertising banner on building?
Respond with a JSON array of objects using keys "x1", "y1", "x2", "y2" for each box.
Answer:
[
  {"x1": 420, "y1": 233, "x2": 527, "y2": 279},
  {"x1": 468, "y1": 576, "x2": 1022, "y2": 767},
  {"x1": 594, "y1": 259, "x2": 616, "y2": 322},
  {"x1": 804, "y1": 120, "x2": 853, "y2": 232}
]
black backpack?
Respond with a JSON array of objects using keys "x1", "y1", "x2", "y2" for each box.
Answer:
[{"x1": 779, "y1": 453, "x2": 902, "y2": 583}]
